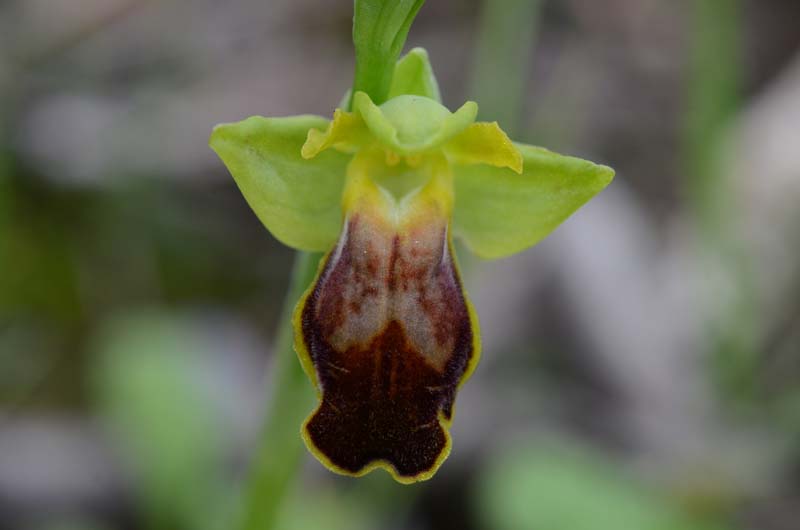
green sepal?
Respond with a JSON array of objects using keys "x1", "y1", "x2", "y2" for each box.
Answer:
[
  {"x1": 209, "y1": 115, "x2": 349, "y2": 252},
  {"x1": 388, "y1": 47, "x2": 442, "y2": 102},
  {"x1": 353, "y1": 91, "x2": 477, "y2": 155},
  {"x1": 453, "y1": 144, "x2": 614, "y2": 259}
]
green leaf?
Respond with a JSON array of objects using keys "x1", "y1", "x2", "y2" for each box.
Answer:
[
  {"x1": 351, "y1": 0, "x2": 426, "y2": 106},
  {"x1": 388, "y1": 47, "x2": 441, "y2": 102},
  {"x1": 210, "y1": 115, "x2": 349, "y2": 252},
  {"x1": 453, "y1": 143, "x2": 614, "y2": 259}
]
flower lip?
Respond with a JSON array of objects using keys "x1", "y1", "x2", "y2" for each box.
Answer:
[{"x1": 353, "y1": 91, "x2": 478, "y2": 155}]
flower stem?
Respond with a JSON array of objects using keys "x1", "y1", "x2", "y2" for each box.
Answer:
[
  {"x1": 350, "y1": 0, "x2": 425, "y2": 106},
  {"x1": 238, "y1": 251, "x2": 321, "y2": 530}
]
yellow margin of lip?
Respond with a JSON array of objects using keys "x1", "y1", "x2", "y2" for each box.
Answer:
[{"x1": 290, "y1": 234, "x2": 482, "y2": 484}]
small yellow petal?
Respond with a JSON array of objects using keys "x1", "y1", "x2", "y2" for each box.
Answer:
[
  {"x1": 445, "y1": 122, "x2": 523, "y2": 174},
  {"x1": 301, "y1": 109, "x2": 369, "y2": 159}
]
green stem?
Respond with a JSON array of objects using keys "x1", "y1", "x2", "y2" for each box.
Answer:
[
  {"x1": 238, "y1": 251, "x2": 321, "y2": 530},
  {"x1": 350, "y1": 0, "x2": 425, "y2": 107}
]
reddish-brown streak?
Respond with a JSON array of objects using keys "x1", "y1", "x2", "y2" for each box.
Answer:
[{"x1": 386, "y1": 235, "x2": 400, "y2": 292}]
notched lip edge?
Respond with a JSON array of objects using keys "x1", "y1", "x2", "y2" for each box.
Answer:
[{"x1": 300, "y1": 406, "x2": 454, "y2": 484}]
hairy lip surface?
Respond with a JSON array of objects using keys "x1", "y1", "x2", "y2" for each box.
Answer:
[{"x1": 298, "y1": 206, "x2": 476, "y2": 481}]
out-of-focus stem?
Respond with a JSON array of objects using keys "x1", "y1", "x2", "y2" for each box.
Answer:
[
  {"x1": 469, "y1": 0, "x2": 541, "y2": 135},
  {"x1": 238, "y1": 251, "x2": 321, "y2": 530},
  {"x1": 684, "y1": 0, "x2": 757, "y2": 398},
  {"x1": 685, "y1": 0, "x2": 741, "y2": 232}
]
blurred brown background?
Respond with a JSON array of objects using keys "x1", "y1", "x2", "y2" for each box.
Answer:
[{"x1": 1, "y1": 1, "x2": 800, "y2": 529}]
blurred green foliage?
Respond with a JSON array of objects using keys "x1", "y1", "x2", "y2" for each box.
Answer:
[
  {"x1": 91, "y1": 312, "x2": 229, "y2": 530},
  {"x1": 477, "y1": 439, "x2": 734, "y2": 530},
  {"x1": 0, "y1": 164, "x2": 81, "y2": 324}
]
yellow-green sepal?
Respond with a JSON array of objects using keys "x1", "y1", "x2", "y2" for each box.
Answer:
[
  {"x1": 353, "y1": 91, "x2": 477, "y2": 155},
  {"x1": 452, "y1": 143, "x2": 614, "y2": 259},
  {"x1": 209, "y1": 115, "x2": 349, "y2": 252},
  {"x1": 388, "y1": 47, "x2": 442, "y2": 102}
]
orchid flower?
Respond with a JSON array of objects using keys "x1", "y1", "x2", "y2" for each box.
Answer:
[{"x1": 210, "y1": 48, "x2": 613, "y2": 483}]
